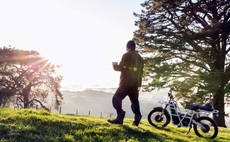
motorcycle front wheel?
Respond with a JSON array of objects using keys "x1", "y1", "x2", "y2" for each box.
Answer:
[
  {"x1": 193, "y1": 116, "x2": 218, "y2": 139},
  {"x1": 147, "y1": 107, "x2": 170, "y2": 127}
]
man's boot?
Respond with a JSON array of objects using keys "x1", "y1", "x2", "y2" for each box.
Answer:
[
  {"x1": 107, "y1": 111, "x2": 126, "y2": 124},
  {"x1": 132, "y1": 114, "x2": 142, "y2": 126}
]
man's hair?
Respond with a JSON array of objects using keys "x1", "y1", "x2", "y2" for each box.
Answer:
[{"x1": 126, "y1": 40, "x2": 136, "y2": 50}]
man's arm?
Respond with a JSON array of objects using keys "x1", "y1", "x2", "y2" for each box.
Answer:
[
  {"x1": 113, "y1": 54, "x2": 127, "y2": 71},
  {"x1": 138, "y1": 57, "x2": 144, "y2": 87}
]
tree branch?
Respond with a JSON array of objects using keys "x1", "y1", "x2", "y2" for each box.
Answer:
[{"x1": 33, "y1": 99, "x2": 50, "y2": 112}]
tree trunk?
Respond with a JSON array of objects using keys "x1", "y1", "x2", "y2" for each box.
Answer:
[
  {"x1": 23, "y1": 85, "x2": 31, "y2": 108},
  {"x1": 213, "y1": 86, "x2": 227, "y2": 127},
  {"x1": 212, "y1": 38, "x2": 228, "y2": 127},
  {"x1": 23, "y1": 93, "x2": 29, "y2": 108}
]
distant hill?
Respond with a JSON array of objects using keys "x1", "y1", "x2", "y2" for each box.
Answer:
[{"x1": 59, "y1": 89, "x2": 168, "y2": 119}]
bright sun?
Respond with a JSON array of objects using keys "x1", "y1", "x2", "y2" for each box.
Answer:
[{"x1": 42, "y1": 49, "x2": 65, "y2": 66}]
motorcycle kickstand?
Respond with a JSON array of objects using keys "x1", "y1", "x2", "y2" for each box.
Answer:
[{"x1": 186, "y1": 125, "x2": 192, "y2": 135}]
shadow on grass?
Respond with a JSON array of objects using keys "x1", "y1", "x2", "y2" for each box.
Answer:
[{"x1": 121, "y1": 125, "x2": 165, "y2": 142}]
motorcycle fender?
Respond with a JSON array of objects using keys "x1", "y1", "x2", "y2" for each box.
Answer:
[{"x1": 153, "y1": 106, "x2": 164, "y2": 110}]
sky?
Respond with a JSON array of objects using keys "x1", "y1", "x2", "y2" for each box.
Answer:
[{"x1": 0, "y1": 0, "x2": 144, "y2": 90}]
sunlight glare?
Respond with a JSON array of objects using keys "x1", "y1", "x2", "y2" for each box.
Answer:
[{"x1": 0, "y1": 0, "x2": 142, "y2": 89}]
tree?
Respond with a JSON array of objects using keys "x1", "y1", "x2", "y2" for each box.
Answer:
[
  {"x1": 134, "y1": 0, "x2": 230, "y2": 127},
  {"x1": 0, "y1": 47, "x2": 63, "y2": 111}
]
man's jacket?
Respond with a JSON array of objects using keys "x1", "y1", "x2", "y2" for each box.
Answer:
[{"x1": 113, "y1": 50, "x2": 143, "y2": 87}]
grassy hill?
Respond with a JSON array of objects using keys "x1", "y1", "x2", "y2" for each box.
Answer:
[{"x1": 0, "y1": 108, "x2": 229, "y2": 142}]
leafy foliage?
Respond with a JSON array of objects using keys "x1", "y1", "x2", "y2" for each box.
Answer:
[
  {"x1": 134, "y1": 0, "x2": 230, "y2": 126},
  {"x1": 0, "y1": 47, "x2": 63, "y2": 110}
]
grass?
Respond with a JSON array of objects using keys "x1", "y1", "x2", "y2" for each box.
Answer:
[{"x1": 0, "y1": 108, "x2": 229, "y2": 142}]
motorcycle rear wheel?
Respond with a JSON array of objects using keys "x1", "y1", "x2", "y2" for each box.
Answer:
[{"x1": 193, "y1": 116, "x2": 218, "y2": 139}]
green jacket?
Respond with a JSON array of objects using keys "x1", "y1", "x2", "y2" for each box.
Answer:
[{"x1": 113, "y1": 50, "x2": 143, "y2": 87}]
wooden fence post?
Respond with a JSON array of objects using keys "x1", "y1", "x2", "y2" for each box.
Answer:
[{"x1": 59, "y1": 107, "x2": 61, "y2": 114}]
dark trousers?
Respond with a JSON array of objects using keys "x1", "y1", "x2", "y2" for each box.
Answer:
[{"x1": 112, "y1": 86, "x2": 141, "y2": 115}]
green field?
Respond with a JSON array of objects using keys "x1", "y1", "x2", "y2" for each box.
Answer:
[{"x1": 0, "y1": 108, "x2": 229, "y2": 142}]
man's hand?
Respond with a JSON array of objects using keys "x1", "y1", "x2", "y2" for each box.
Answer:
[{"x1": 138, "y1": 87, "x2": 141, "y2": 91}]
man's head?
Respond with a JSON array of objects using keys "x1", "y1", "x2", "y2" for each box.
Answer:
[{"x1": 126, "y1": 40, "x2": 136, "y2": 50}]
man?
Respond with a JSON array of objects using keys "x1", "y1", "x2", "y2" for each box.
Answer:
[{"x1": 108, "y1": 40, "x2": 143, "y2": 126}]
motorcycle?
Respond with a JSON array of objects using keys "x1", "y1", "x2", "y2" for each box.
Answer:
[{"x1": 147, "y1": 88, "x2": 219, "y2": 139}]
